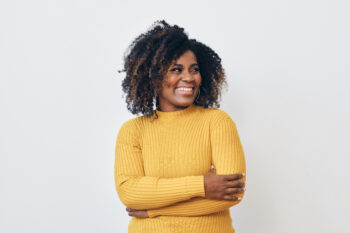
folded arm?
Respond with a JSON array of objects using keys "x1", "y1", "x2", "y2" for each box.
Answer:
[
  {"x1": 147, "y1": 111, "x2": 246, "y2": 217},
  {"x1": 114, "y1": 119, "x2": 205, "y2": 210}
]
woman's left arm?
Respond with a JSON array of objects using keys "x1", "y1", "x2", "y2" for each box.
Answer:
[{"x1": 146, "y1": 111, "x2": 247, "y2": 217}]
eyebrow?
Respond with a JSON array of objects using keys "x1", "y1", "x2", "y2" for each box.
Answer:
[{"x1": 172, "y1": 63, "x2": 198, "y2": 67}]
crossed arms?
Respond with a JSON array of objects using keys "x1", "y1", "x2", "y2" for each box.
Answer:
[{"x1": 114, "y1": 112, "x2": 246, "y2": 217}]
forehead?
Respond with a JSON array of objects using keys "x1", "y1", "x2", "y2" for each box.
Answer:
[{"x1": 172, "y1": 50, "x2": 198, "y2": 65}]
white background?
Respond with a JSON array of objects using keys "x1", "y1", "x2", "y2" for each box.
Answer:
[{"x1": 1, "y1": 0, "x2": 349, "y2": 233}]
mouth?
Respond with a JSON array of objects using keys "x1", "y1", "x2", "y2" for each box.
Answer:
[{"x1": 175, "y1": 86, "x2": 195, "y2": 96}]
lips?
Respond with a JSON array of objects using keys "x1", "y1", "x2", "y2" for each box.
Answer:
[
  {"x1": 175, "y1": 86, "x2": 195, "y2": 96},
  {"x1": 175, "y1": 86, "x2": 194, "y2": 89}
]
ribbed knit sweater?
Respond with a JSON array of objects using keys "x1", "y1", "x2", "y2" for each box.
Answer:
[{"x1": 114, "y1": 103, "x2": 246, "y2": 233}]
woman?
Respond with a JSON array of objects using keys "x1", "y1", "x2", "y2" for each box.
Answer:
[{"x1": 115, "y1": 20, "x2": 246, "y2": 233}]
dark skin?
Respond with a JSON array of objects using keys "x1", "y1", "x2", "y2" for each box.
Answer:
[
  {"x1": 126, "y1": 50, "x2": 246, "y2": 218},
  {"x1": 158, "y1": 50, "x2": 202, "y2": 112}
]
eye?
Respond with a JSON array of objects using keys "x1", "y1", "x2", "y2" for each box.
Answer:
[
  {"x1": 192, "y1": 67, "x2": 200, "y2": 72},
  {"x1": 170, "y1": 67, "x2": 182, "y2": 72}
]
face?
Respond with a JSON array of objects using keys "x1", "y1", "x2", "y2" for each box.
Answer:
[{"x1": 157, "y1": 50, "x2": 202, "y2": 112}]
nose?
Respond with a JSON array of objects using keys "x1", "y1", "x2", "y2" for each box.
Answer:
[{"x1": 181, "y1": 70, "x2": 195, "y2": 81}]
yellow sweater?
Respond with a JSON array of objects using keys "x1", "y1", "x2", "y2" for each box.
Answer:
[{"x1": 114, "y1": 103, "x2": 246, "y2": 233}]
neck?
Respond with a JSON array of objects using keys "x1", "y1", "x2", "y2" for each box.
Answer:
[
  {"x1": 155, "y1": 103, "x2": 197, "y2": 121},
  {"x1": 157, "y1": 104, "x2": 192, "y2": 112}
]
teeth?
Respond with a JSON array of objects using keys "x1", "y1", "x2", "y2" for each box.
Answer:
[{"x1": 177, "y1": 87, "x2": 193, "y2": 91}]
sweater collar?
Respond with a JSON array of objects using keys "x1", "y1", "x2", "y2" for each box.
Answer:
[{"x1": 155, "y1": 103, "x2": 197, "y2": 120}]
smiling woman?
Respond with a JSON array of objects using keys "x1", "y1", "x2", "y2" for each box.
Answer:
[
  {"x1": 118, "y1": 20, "x2": 227, "y2": 117},
  {"x1": 115, "y1": 20, "x2": 246, "y2": 233},
  {"x1": 158, "y1": 50, "x2": 202, "y2": 112}
]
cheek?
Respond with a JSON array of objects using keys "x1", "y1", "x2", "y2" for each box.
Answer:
[
  {"x1": 196, "y1": 74, "x2": 202, "y2": 85},
  {"x1": 163, "y1": 75, "x2": 179, "y2": 88}
]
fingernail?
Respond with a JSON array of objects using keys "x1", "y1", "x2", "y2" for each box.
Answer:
[
  {"x1": 242, "y1": 173, "x2": 245, "y2": 176},
  {"x1": 238, "y1": 197, "x2": 242, "y2": 200}
]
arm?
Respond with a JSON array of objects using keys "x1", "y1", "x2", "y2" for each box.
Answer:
[
  {"x1": 147, "y1": 111, "x2": 246, "y2": 217},
  {"x1": 114, "y1": 119, "x2": 205, "y2": 210}
]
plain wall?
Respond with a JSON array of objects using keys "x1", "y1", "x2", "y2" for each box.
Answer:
[{"x1": 1, "y1": 0, "x2": 349, "y2": 233}]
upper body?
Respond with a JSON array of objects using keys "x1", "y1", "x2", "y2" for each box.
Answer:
[
  {"x1": 115, "y1": 20, "x2": 246, "y2": 233},
  {"x1": 114, "y1": 103, "x2": 246, "y2": 233}
]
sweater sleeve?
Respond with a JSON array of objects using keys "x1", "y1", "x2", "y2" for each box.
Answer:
[
  {"x1": 147, "y1": 111, "x2": 246, "y2": 217},
  {"x1": 114, "y1": 118, "x2": 205, "y2": 210}
]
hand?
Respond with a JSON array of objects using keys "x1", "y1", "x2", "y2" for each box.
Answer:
[
  {"x1": 204, "y1": 165, "x2": 246, "y2": 201},
  {"x1": 126, "y1": 207, "x2": 149, "y2": 218}
]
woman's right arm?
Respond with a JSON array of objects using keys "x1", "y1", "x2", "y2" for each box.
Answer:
[{"x1": 114, "y1": 119, "x2": 205, "y2": 210}]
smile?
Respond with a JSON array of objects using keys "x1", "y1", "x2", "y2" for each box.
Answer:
[{"x1": 175, "y1": 87, "x2": 195, "y2": 95}]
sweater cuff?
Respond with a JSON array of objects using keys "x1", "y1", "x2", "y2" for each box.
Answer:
[{"x1": 186, "y1": 175, "x2": 205, "y2": 198}]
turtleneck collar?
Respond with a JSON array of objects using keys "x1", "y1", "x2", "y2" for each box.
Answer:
[{"x1": 155, "y1": 103, "x2": 197, "y2": 120}]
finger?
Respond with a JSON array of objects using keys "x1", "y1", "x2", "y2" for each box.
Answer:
[
  {"x1": 210, "y1": 165, "x2": 216, "y2": 173},
  {"x1": 126, "y1": 207, "x2": 137, "y2": 212},
  {"x1": 225, "y1": 180, "x2": 245, "y2": 188},
  {"x1": 128, "y1": 211, "x2": 135, "y2": 216},
  {"x1": 223, "y1": 173, "x2": 245, "y2": 181},
  {"x1": 225, "y1": 187, "x2": 246, "y2": 194},
  {"x1": 128, "y1": 211, "x2": 141, "y2": 217},
  {"x1": 129, "y1": 210, "x2": 147, "y2": 218},
  {"x1": 223, "y1": 195, "x2": 241, "y2": 201}
]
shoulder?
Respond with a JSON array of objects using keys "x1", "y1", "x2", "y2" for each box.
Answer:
[
  {"x1": 118, "y1": 117, "x2": 140, "y2": 131},
  {"x1": 116, "y1": 116, "x2": 145, "y2": 141},
  {"x1": 117, "y1": 114, "x2": 154, "y2": 137},
  {"x1": 197, "y1": 105, "x2": 235, "y2": 125},
  {"x1": 197, "y1": 106, "x2": 237, "y2": 131},
  {"x1": 119, "y1": 113, "x2": 153, "y2": 129}
]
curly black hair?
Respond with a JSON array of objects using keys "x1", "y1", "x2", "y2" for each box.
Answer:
[{"x1": 118, "y1": 19, "x2": 228, "y2": 117}]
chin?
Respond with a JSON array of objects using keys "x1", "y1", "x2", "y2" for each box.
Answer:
[{"x1": 173, "y1": 99, "x2": 195, "y2": 107}]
